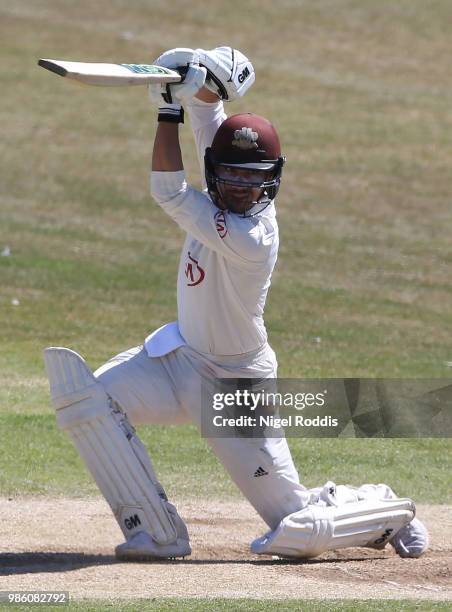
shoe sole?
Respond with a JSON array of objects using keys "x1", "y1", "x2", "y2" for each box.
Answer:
[{"x1": 116, "y1": 552, "x2": 189, "y2": 562}]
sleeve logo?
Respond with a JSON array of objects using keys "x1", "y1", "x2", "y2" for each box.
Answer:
[{"x1": 214, "y1": 210, "x2": 228, "y2": 238}]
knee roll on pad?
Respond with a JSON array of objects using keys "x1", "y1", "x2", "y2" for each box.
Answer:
[
  {"x1": 251, "y1": 497, "x2": 415, "y2": 558},
  {"x1": 44, "y1": 347, "x2": 184, "y2": 545}
]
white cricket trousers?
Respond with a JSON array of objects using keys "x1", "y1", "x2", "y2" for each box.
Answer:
[{"x1": 95, "y1": 343, "x2": 310, "y2": 529}]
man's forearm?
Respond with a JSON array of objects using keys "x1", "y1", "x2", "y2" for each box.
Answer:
[{"x1": 152, "y1": 122, "x2": 183, "y2": 172}]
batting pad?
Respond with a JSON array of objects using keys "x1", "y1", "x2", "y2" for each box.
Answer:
[
  {"x1": 44, "y1": 347, "x2": 178, "y2": 545},
  {"x1": 251, "y1": 497, "x2": 415, "y2": 558}
]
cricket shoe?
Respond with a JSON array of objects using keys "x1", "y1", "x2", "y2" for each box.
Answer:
[
  {"x1": 390, "y1": 517, "x2": 429, "y2": 558},
  {"x1": 115, "y1": 531, "x2": 191, "y2": 561}
]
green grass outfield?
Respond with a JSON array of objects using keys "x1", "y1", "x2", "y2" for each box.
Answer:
[
  {"x1": 0, "y1": 0, "x2": 451, "y2": 608},
  {"x1": 1, "y1": 417, "x2": 450, "y2": 502},
  {"x1": 1, "y1": 0, "x2": 451, "y2": 385}
]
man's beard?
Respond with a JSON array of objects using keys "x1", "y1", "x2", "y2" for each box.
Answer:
[{"x1": 217, "y1": 185, "x2": 257, "y2": 214}]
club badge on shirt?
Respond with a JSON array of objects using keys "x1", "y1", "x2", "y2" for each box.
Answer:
[{"x1": 185, "y1": 251, "x2": 205, "y2": 286}]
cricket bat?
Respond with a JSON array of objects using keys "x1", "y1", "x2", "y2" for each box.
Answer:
[{"x1": 38, "y1": 59, "x2": 183, "y2": 87}]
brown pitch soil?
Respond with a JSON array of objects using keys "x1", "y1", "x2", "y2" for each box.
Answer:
[{"x1": 0, "y1": 498, "x2": 450, "y2": 602}]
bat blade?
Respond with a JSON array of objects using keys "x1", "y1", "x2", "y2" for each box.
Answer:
[{"x1": 38, "y1": 59, "x2": 182, "y2": 86}]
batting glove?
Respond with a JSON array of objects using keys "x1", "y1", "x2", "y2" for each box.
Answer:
[
  {"x1": 149, "y1": 48, "x2": 207, "y2": 122},
  {"x1": 195, "y1": 46, "x2": 255, "y2": 100}
]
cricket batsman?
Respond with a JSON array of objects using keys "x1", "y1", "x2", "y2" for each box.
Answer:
[{"x1": 44, "y1": 46, "x2": 428, "y2": 561}]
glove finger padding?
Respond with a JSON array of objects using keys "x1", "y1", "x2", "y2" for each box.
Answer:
[
  {"x1": 149, "y1": 64, "x2": 206, "y2": 106},
  {"x1": 173, "y1": 64, "x2": 207, "y2": 103},
  {"x1": 149, "y1": 47, "x2": 206, "y2": 105},
  {"x1": 153, "y1": 47, "x2": 198, "y2": 70},
  {"x1": 196, "y1": 46, "x2": 255, "y2": 100},
  {"x1": 149, "y1": 82, "x2": 165, "y2": 104}
]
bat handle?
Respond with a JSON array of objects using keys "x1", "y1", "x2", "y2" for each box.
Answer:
[{"x1": 175, "y1": 65, "x2": 189, "y2": 82}]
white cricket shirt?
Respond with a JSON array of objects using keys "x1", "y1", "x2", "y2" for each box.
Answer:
[{"x1": 149, "y1": 99, "x2": 279, "y2": 356}]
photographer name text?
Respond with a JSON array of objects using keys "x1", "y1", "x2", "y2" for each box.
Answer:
[{"x1": 212, "y1": 414, "x2": 338, "y2": 429}]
